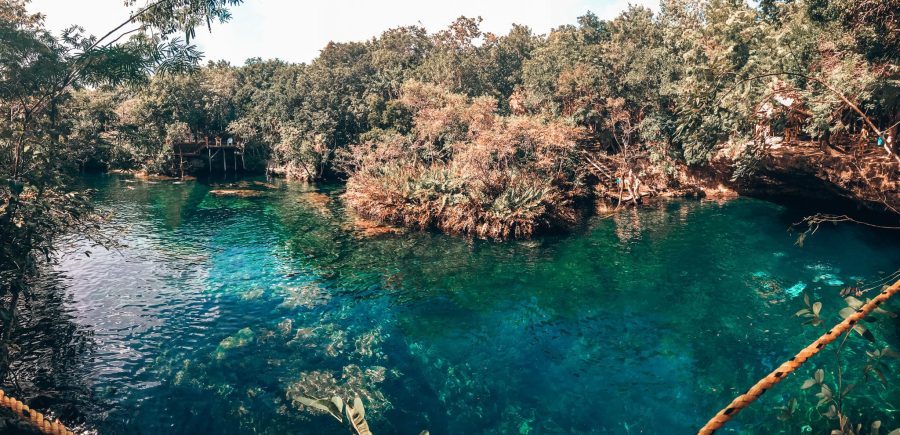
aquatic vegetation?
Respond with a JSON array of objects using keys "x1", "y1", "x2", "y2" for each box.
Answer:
[
  {"x1": 788, "y1": 289, "x2": 900, "y2": 434},
  {"x1": 285, "y1": 323, "x2": 349, "y2": 357},
  {"x1": 806, "y1": 263, "x2": 838, "y2": 273},
  {"x1": 209, "y1": 189, "x2": 268, "y2": 198},
  {"x1": 813, "y1": 273, "x2": 846, "y2": 287},
  {"x1": 278, "y1": 283, "x2": 331, "y2": 309},
  {"x1": 407, "y1": 342, "x2": 494, "y2": 426},
  {"x1": 795, "y1": 294, "x2": 824, "y2": 326},
  {"x1": 286, "y1": 365, "x2": 392, "y2": 419},
  {"x1": 294, "y1": 395, "x2": 372, "y2": 435},
  {"x1": 253, "y1": 181, "x2": 280, "y2": 190},
  {"x1": 134, "y1": 172, "x2": 181, "y2": 181},
  {"x1": 242, "y1": 288, "x2": 266, "y2": 300},
  {"x1": 752, "y1": 273, "x2": 787, "y2": 304},
  {"x1": 215, "y1": 327, "x2": 256, "y2": 359},
  {"x1": 197, "y1": 194, "x2": 257, "y2": 211},
  {"x1": 354, "y1": 328, "x2": 386, "y2": 360},
  {"x1": 277, "y1": 319, "x2": 293, "y2": 337},
  {"x1": 344, "y1": 216, "x2": 406, "y2": 238},
  {"x1": 785, "y1": 282, "x2": 808, "y2": 298},
  {"x1": 298, "y1": 192, "x2": 333, "y2": 216},
  {"x1": 497, "y1": 405, "x2": 536, "y2": 435}
]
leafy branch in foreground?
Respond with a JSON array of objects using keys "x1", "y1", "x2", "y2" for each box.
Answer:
[
  {"x1": 791, "y1": 289, "x2": 899, "y2": 434},
  {"x1": 296, "y1": 395, "x2": 372, "y2": 435},
  {"x1": 0, "y1": 0, "x2": 240, "y2": 387},
  {"x1": 791, "y1": 214, "x2": 900, "y2": 247}
]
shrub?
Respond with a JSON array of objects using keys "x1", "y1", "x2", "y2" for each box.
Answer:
[{"x1": 342, "y1": 82, "x2": 587, "y2": 239}]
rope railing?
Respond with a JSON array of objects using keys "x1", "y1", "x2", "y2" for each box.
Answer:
[
  {"x1": 0, "y1": 389, "x2": 73, "y2": 435},
  {"x1": 699, "y1": 279, "x2": 900, "y2": 434}
]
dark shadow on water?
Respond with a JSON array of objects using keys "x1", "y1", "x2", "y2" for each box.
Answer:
[{"x1": 1, "y1": 269, "x2": 100, "y2": 428}]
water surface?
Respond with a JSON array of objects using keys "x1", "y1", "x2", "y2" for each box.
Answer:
[{"x1": 12, "y1": 174, "x2": 900, "y2": 434}]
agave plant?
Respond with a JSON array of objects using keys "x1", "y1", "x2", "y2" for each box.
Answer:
[{"x1": 296, "y1": 395, "x2": 372, "y2": 435}]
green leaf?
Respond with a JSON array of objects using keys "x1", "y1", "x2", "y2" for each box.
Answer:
[
  {"x1": 883, "y1": 348, "x2": 900, "y2": 359},
  {"x1": 870, "y1": 421, "x2": 881, "y2": 435},
  {"x1": 853, "y1": 324, "x2": 876, "y2": 342},
  {"x1": 845, "y1": 296, "x2": 864, "y2": 309},
  {"x1": 839, "y1": 307, "x2": 856, "y2": 319},
  {"x1": 873, "y1": 305, "x2": 897, "y2": 318},
  {"x1": 800, "y1": 378, "x2": 817, "y2": 389},
  {"x1": 841, "y1": 383, "x2": 856, "y2": 397},
  {"x1": 296, "y1": 396, "x2": 343, "y2": 422},
  {"x1": 343, "y1": 396, "x2": 370, "y2": 435}
]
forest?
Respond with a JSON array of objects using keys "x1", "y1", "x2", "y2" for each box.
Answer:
[
  {"x1": 6, "y1": 0, "x2": 897, "y2": 239},
  {"x1": 2, "y1": 0, "x2": 900, "y2": 434}
]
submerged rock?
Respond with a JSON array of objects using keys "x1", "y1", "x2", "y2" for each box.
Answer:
[
  {"x1": 209, "y1": 189, "x2": 267, "y2": 198},
  {"x1": 278, "y1": 283, "x2": 330, "y2": 309},
  {"x1": 215, "y1": 327, "x2": 256, "y2": 359},
  {"x1": 277, "y1": 319, "x2": 293, "y2": 337},
  {"x1": 345, "y1": 216, "x2": 405, "y2": 238},
  {"x1": 701, "y1": 183, "x2": 739, "y2": 200},
  {"x1": 354, "y1": 328, "x2": 386, "y2": 359},
  {"x1": 253, "y1": 180, "x2": 279, "y2": 189},
  {"x1": 785, "y1": 282, "x2": 807, "y2": 298},
  {"x1": 812, "y1": 273, "x2": 845, "y2": 286},
  {"x1": 134, "y1": 171, "x2": 180, "y2": 181},
  {"x1": 241, "y1": 288, "x2": 265, "y2": 300},
  {"x1": 805, "y1": 263, "x2": 837, "y2": 273}
]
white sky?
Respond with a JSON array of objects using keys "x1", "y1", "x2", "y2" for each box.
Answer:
[{"x1": 27, "y1": 0, "x2": 657, "y2": 65}]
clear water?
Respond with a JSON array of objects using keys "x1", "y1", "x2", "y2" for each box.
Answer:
[{"x1": 10, "y1": 174, "x2": 900, "y2": 434}]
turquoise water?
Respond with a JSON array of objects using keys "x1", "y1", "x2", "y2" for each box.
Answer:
[{"x1": 11, "y1": 175, "x2": 900, "y2": 434}]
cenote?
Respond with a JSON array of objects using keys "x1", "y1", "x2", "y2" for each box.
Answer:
[{"x1": 14, "y1": 174, "x2": 900, "y2": 434}]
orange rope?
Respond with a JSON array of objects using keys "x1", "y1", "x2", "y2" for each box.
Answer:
[
  {"x1": 699, "y1": 279, "x2": 900, "y2": 434},
  {"x1": 0, "y1": 389, "x2": 74, "y2": 435}
]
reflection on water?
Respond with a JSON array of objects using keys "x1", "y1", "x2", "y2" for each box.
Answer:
[{"x1": 5, "y1": 174, "x2": 900, "y2": 434}]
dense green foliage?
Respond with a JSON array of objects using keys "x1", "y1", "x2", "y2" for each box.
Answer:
[
  {"x1": 63, "y1": 1, "x2": 898, "y2": 229},
  {"x1": 0, "y1": 0, "x2": 896, "y2": 247},
  {"x1": 96, "y1": 3, "x2": 895, "y2": 163},
  {"x1": 0, "y1": 0, "x2": 241, "y2": 375},
  {"x1": 4, "y1": 0, "x2": 900, "y2": 240}
]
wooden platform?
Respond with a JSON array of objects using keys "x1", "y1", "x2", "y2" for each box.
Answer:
[{"x1": 171, "y1": 137, "x2": 246, "y2": 176}]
